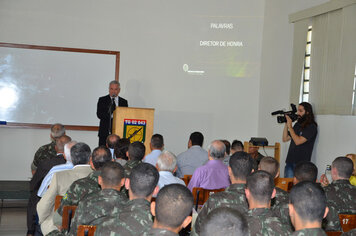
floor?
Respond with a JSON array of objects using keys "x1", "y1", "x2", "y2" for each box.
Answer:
[{"x1": 0, "y1": 200, "x2": 27, "y2": 236}]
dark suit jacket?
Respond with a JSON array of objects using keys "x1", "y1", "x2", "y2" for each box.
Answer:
[{"x1": 96, "y1": 94, "x2": 128, "y2": 137}]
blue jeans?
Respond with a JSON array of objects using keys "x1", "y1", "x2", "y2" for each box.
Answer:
[{"x1": 284, "y1": 163, "x2": 296, "y2": 178}]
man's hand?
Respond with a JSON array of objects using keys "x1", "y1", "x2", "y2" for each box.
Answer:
[
  {"x1": 320, "y1": 174, "x2": 330, "y2": 187},
  {"x1": 285, "y1": 115, "x2": 293, "y2": 129}
]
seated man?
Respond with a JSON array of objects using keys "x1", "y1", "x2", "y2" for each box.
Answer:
[
  {"x1": 124, "y1": 141, "x2": 146, "y2": 177},
  {"x1": 245, "y1": 170, "x2": 290, "y2": 235},
  {"x1": 321, "y1": 156, "x2": 356, "y2": 231},
  {"x1": 37, "y1": 142, "x2": 92, "y2": 235},
  {"x1": 248, "y1": 144, "x2": 264, "y2": 167},
  {"x1": 106, "y1": 134, "x2": 120, "y2": 159},
  {"x1": 220, "y1": 139, "x2": 231, "y2": 165},
  {"x1": 258, "y1": 156, "x2": 288, "y2": 207},
  {"x1": 194, "y1": 151, "x2": 253, "y2": 235},
  {"x1": 144, "y1": 184, "x2": 194, "y2": 236},
  {"x1": 200, "y1": 207, "x2": 248, "y2": 236},
  {"x1": 230, "y1": 140, "x2": 244, "y2": 155},
  {"x1": 188, "y1": 140, "x2": 230, "y2": 191},
  {"x1": 289, "y1": 181, "x2": 328, "y2": 235},
  {"x1": 114, "y1": 138, "x2": 130, "y2": 166},
  {"x1": 293, "y1": 161, "x2": 318, "y2": 184},
  {"x1": 176, "y1": 131, "x2": 208, "y2": 178},
  {"x1": 52, "y1": 146, "x2": 112, "y2": 229},
  {"x1": 95, "y1": 163, "x2": 159, "y2": 235},
  {"x1": 143, "y1": 134, "x2": 164, "y2": 166},
  {"x1": 67, "y1": 162, "x2": 127, "y2": 236},
  {"x1": 156, "y1": 151, "x2": 185, "y2": 189}
]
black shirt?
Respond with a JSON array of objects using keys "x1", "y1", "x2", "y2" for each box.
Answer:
[{"x1": 286, "y1": 122, "x2": 317, "y2": 164}]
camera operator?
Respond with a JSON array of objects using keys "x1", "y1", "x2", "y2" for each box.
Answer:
[{"x1": 282, "y1": 102, "x2": 318, "y2": 178}]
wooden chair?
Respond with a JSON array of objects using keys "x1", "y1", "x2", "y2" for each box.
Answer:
[
  {"x1": 339, "y1": 214, "x2": 356, "y2": 233},
  {"x1": 54, "y1": 195, "x2": 63, "y2": 211},
  {"x1": 325, "y1": 232, "x2": 342, "y2": 236},
  {"x1": 77, "y1": 225, "x2": 96, "y2": 236},
  {"x1": 192, "y1": 187, "x2": 225, "y2": 211},
  {"x1": 182, "y1": 175, "x2": 192, "y2": 186},
  {"x1": 274, "y1": 178, "x2": 293, "y2": 192},
  {"x1": 62, "y1": 205, "x2": 77, "y2": 232}
]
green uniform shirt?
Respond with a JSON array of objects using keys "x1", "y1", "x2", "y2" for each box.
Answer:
[
  {"x1": 33, "y1": 141, "x2": 57, "y2": 168},
  {"x1": 291, "y1": 228, "x2": 327, "y2": 236}
]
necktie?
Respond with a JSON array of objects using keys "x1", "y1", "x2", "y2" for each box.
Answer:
[{"x1": 112, "y1": 97, "x2": 116, "y2": 107}]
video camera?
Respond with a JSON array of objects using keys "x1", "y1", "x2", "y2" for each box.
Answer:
[{"x1": 271, "y1": 104, "x2": 298, "y2": 123}]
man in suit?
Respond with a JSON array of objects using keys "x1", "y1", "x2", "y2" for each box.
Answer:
[
  {"x1": 97, "y1": 80, "x2": 128, "y2": 146},
  {"x1": 37, "y1": 142, "x2": 92, "y2": 235}
]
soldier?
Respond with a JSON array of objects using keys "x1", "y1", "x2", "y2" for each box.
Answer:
[
  {"x1": 320, "y1": 156, "x2": 356, "y2": 231},
  {"x1": 289, "y1": 181, "x2": 328, "y2": 235},
  {"x1": 293, "y1": 161, "x2": 318, "y2": 184},
  {"x1": 94, "y1": 163, "x2": 159, "y2": 235},
  {"x1": 200, "y1": 207, "x2": 248, "y2": 236},
  {"x1": 67, "y1": 162, "x2": 127, "y2": 236},
  {"x1": 124, "y1": 141, "x2": 146, "y2": 177},
  {"x1": 245, "y1": 170, "x2": 291, "y2": 236},
  {"x1": 32, "y1": 123, "x2": 66, "y2": 172},
  {"x1": 143, "y1": 184, "x2": 194, "y2": 236},
  {"x1": 193, "y1": 151, "x2": 254, "y2": 235},
  {"x1": 259, "y1": 156, "x2": 289, "y2": 207},
  {"x1": 52, "y1": 146, "x2": 112, "y2": 228}
]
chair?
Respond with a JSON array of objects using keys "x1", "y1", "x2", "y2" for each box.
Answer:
[
  {"x1": 77, "y1": 225, "x2": 96, "y2": 236},
  {"x1": 325, "y1": 232, "x2": 342, "y2": 236},
  {"x1": 339, "y1": 214, "x2": 356, "y2": 233},
  {"x1": 274, "y1": 178, "x2": 293, "y2": 192},
  {"x1": 62, "y1": 205, "x2": 77, "y2": 232},
  {"x1": 54, "y1": 195, "x2": 63, "y2": 211},
  {"x1": 182, "y1": 175, "x2": 192, "y2": 186},
  {"x1": 192, "y1": 187, "x2": 225, "y2": 211}
]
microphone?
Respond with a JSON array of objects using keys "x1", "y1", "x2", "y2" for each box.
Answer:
[{"x1": 271, "y1": 110, "x2": 284, "y2": 115}]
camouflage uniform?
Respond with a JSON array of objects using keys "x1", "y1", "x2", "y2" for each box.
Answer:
[
  {"x1": 32, "y1": 141, "x2": 57, "y2": 168},
  {"x1": 323, "y1": 179, "x2": 356, "y2": 231},
  {"x1": 53, "y1": 171, "x2": 101, "y2": 226},
  {"x1": 142, "y1": 228, "x2": 179, "y2": 236},
  {"x1": 291, "y1": 228, "x2": 327, "y2": 236},
  {"x1": 67, "y1": 188, "x2": 128, "y2": 236},
  {"x1": 94, "y1": 198, "x2": 153, "y2": 236},
  {"x1": 272, "y1": 187, "x2": 289, "y2": 207},
  {"x1": 124, "y1": 160, "x2": 142, "y2": 177},
  {"x1": 246, "y1": 208, "x2": 291, "y2": 236},
  {"x1": 193, "y1": 183, "x2": 248, "y2": 235}
]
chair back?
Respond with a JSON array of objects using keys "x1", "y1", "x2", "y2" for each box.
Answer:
[
  {"x1": 325, "y1": 232, "x2": 342, "y2": 236},
  {"x1": 339, "y1": 214, "x2": 356, "y2": 232},
  {"x1": 62, "y1": 205, "x2": 77, "y2": 232},
  {"x1": 192, "y1": 187, "x2": 225, "y2": 210},
  {"x1": 77, "y1": 225, "x2": 96, "y2": 236},
  {"x1": 274, "y1": 178, "x2": 293, "y2": 192},
  {"x1": 54, "y1": 195, "x2": 63, "y2": 211},
  {"x1": 182, "y1": 175, "x2": 192, "y2": 186}
]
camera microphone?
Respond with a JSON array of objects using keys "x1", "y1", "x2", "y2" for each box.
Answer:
[{"x1": 271, "y1": 110, "x2": 284, "y2": 115}]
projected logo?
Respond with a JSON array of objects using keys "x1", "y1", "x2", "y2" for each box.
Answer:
[{"x1": 123, "y1": 119, "x2": 146, "y2": 143}]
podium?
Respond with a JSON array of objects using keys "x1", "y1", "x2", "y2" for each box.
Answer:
[{"x1": 112, "y1": 107, "x2": 155, "y2": 155}]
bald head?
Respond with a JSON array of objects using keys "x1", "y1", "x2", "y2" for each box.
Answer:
[
  {"x1": 208, "y1": 140, "x2": 226, "y2": 160},
  {"x1": 55, "y1": 135, "x2": 72, "y2": 153}
]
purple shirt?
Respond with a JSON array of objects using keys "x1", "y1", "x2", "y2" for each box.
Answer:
[{"x1": 188, "y1": 159, "x2": 230, "y2": 191}]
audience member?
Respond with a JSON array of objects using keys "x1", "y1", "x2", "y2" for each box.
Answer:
[
  {"x1": 124, "y1": 141, "x2": 146, "y2": 177},
  {"x1": 67, "y1": 162, "x2": 127, "y2": 236},
  {"x1": 346, "y1": 153, "x2": 356, "y2": 186},
  {"x1": 114, "y1": 138, "x2": 130, "y2": 166},
  {"x1": 321, "y1": 156, "x2": 356, "y2": 231},
  {"x1": 144, "y1": 184, "x2": 193, "y2": 236},
  {"x1": 52, "y1": 146, "x2": 112, "y2": 229},
  {"x1": 188, "y1": 140, "x2": 229, "y2": 191},
  {"x1": 37, "y1": 142, "x2": 92, "y2": 235},
  {"x1": 193, "y1": 151, "x2": 253, "y2": 235},
  {"x1": 220, "y1": 139, "x2": 231, "y2": 165},
  {"x1": 289, "y1": 181, "x2": 328, "y2": 235},
  {"x1": 245, "y1": 170, "x2": 290, "y2": 235},
  {"x1": 156, "y1": 151, "x2": 185, "y2": 189},
  {"x1": 248, "y1": 144, "x2": 264, "y2": 166},
  {"x1": 176, "y1": 131, "x2": 208, "y2": 178},
  {"x1": 143, "y1": 134, "x2": 164, "y2": 166},
  {"x1": 294, "y1": 161, "x2": 318, "y2": 185},
  {"x1": 95, "y1": 163, "x2": 159, "y2": 235},
  {"x1": 27, "y1": 135, "x2": 71, "y2": 236},
  {"x1": 31, "y1": 123, "x2": 66, "y2": 171},
  {"x1": 37, "y1": 141, "x2": 77, "y2": 197},
  {"x1": 200, "y1": 207, "x2": 248, "y2": 236},
  {"x1": 230, "y1": 140, "x2": 244, "y2": 155},
  {"x1": 106, "y1": 134, "x2": 120, "y2": 158}
]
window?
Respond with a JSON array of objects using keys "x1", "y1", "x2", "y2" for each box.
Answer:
[{"x1": 300, "y1": 26, "x2": 312, "y2": 103}]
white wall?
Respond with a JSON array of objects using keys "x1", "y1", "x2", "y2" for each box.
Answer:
[
  {"x1": 0, "y1": 0, "x2": 265, "y2": 180},
  {"x1": 258, "y1": 0, "x2": 356, "y2": 177}
]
